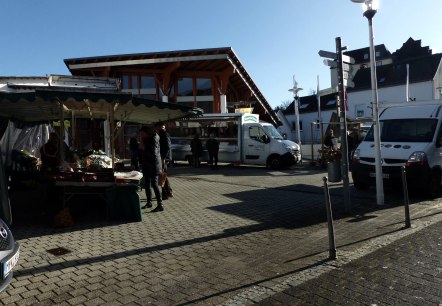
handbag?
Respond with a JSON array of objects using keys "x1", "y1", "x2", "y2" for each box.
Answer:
[{"x1": 159, "y1": 172, "x2": 167, "y2": 188}]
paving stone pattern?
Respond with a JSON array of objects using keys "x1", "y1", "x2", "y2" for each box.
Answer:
[
  {"x1": 254, "y1": 221, "x2": 442, "y2": 306},
  {"x1": 0, "y1": 163, "x2": 441, "y2": 305}
]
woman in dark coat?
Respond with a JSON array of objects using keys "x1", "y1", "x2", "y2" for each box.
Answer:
[
  {"x1": 139, "y1": 127, "x2": 163, "y2": 212},
  {"x1": 157, "y1": 124, "x2": 173, "y2": 199},
  {"x1": 190, "y1": 134, "x2": 203, "y2": 168},
  {"x1": 206, "y1": 134, "x2": 219, "y2": 170}
]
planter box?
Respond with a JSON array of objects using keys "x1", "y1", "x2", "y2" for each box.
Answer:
[{"x1": 327, "y1": 160, "x2": 342, "y2": 182}]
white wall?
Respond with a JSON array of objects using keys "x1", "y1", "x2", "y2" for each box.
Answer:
[
  {"x1": 347, "y1": 81, "x2": 434, "y2": 119},
  {"x1": 280, "y1": 81, "x2": 438, "y2": 144},
  {"x1": 280, "y1": 58, "x2": 442, "y2": 144},
  {"x1": 435, "y1": 64, "x2": 442, "y2": 100},
  {"x1": 280, "y1": 111, "x2": 334, "y2": 145}
]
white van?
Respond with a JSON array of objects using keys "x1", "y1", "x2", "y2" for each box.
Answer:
[
  {"x1": 351, "y1": 102, "x2": 442, "y2": 197},
  {"x1": 170, "y1": 113, "x2": 301, "y2": 169}
]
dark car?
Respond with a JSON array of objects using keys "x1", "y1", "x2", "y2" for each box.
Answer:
[
  {"x1": 0, "y1": 217, "x2": 19, "y2": 292},
  {"x1": 0, "y1": 144, "x2": 20, "y2": 292}
]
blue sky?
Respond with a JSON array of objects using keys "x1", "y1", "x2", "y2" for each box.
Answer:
[{"x1": 1, "y1": 0, "x2": 441, "y2": 108}]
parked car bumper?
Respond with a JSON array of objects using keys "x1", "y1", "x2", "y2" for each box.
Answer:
[
  {"x1": 0, "y1": 219, "x2": 20, "y2": 293},
  {"x1": 281, "y1": 151, "x2": 300, "y2": 166},
  {"x1": 351, "y1": 162, "x2": 431, "y2": 190}
]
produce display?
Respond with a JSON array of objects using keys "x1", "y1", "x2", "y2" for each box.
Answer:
[{"x1": 10, "y1": 148, "x2": 142, "y2": 186}]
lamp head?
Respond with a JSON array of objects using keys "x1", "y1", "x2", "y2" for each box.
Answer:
[
  {"x1": 364, "y1": 0, "x2": 379, "y2": 11},
  {"x1": 351, "y1": 0, "x2": 379, "y2": 19}
]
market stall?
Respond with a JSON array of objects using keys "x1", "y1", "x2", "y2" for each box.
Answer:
[{"x1": 0, "y1": 81, "x2": 203, "y2": 225}]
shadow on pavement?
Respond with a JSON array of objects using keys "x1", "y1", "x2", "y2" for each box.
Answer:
[{"x1": 175, "y1": 258, "x2": 332, "y2": 306}]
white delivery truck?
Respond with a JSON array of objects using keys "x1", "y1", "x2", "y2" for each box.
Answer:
[
  {"x1": 169, "y1": 113, "x2": 301, "y2": 169},
  {"x1": 351, "y1": 101, "x2": 442, "y2": 197}
]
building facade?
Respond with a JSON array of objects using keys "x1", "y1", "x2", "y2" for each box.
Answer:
[
  {"x1": 64, "y1": 47, "x2": 279, "y2": 126},
  {"x1": 281, "y1": 38, "x2": 442, "y2": 147}
]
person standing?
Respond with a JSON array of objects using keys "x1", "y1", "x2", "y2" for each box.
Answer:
[
  {"x1": 157, "y1": 124, "x2": 171, "y2": 170},
  {"x1": 40, "y1": 132, "x2": 63, "y2": 222},
  {"x1": 139, "y1": 126, "x2": 163, "y2": 212},
  {"x1": 323, "y1": 129, "x2": 336, "y2": 149},
  {"x1": 190, "y1": 134, "x2": 203, "y2": 168},
  {"x1": 129, "y1": 137, "x2": 140, "y2": 170},
  {"x1": 40, "y1": 132, "x2": 61, "y2": 172},
  {"x1": 156, "y1": 123, "x2": 173, "y2": 200},
  {"x1": 206, "y1": 134, "x2": 219, "y2": 170}
]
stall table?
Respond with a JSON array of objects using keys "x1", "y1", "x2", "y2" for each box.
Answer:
[{"x1": 54, "y1": 179, "x2": 141, "y2": 222}]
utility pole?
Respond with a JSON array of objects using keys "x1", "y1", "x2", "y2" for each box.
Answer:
[
  {"x1": 319, "y1": 40, "x2": 354, "y2": 213},
  {"x1": 288, "y1": 76, "x2": 303, "y2": 158},
  {"x1": 336, "y1": 37, "x2": 351, "y2": 213}
]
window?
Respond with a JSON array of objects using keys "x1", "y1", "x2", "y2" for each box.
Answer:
[
  {"x1": 326, "y1": 99, "x2": 336, "y2": 106},
  {"x1": 141, "y1": 76, "x2": 155, "y2": 89},
  {"x1": 196, "y1": 78, "x2": 212, "y2": 95},
  {"x1": 249, "y1": 126, "x2": 267, "y2": 143},
  {"x1": 292, "y1": 121, "x2": 303, "y2": 131},
  {"x1": 262, "y1": 125, "x2": 284, "y2": 140},
  {"x1": 120, "y1": 74, "x2": 139, "y2": 95},
  {"x1": 365, "y1": 119, "x2": 438, "y2": 142},
  {"x1": 178, "y1": 78, "x2": 193, "y2": 96},
  {"x1": 140, "y1": 75, "x2": 156, "y2": 99},
  {"x1": 122, "y1": 75, "x2": 129, "y2": 89},
  {"x1": 131, "y1": 75, "x2": 138, "y2": 90},
  {"x1": 299, "y1": 103, "x2": 308, "y2": 110}
]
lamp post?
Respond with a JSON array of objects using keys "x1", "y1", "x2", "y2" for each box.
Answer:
[
  {"x1": 351, "y1": 0, "x2": 384, "y2": 206},
  {"x1": 289, "y1": 76, "x2": 303, "y2": 159}
]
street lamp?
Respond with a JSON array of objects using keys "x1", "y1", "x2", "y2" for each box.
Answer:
[
  {"x1": 351, "y1": 0, "x2": 384, "y2": 206},
  {"x1": 289, "y1": 76, "x2": 303, "y2": 159}
]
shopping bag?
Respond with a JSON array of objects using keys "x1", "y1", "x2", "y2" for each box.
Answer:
[{"x1": 159, "y1": 172, "x2": 167, "y2": 188}]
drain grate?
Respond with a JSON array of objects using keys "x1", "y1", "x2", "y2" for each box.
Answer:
[{"x1": 47, "y1": 247, "x2": 71, "y2": 256}]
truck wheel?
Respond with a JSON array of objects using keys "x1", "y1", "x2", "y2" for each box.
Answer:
[
  {"x1": 268, "y1": 156, "x2": 282, "y2": 170},
  {"x1": 427, "y1": 171, "x2": 441, "y2": 198}
]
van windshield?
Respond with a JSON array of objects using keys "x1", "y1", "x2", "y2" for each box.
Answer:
[
  {"x1": 365, "y1": 119, "x2": 438, "y2": 142},
  {"x1": 262, "y1": 125, "x2": 284, "y2": 140}
]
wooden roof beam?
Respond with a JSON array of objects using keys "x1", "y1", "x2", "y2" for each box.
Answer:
[
  {"x1": 155, "y1": 62, "x2": 180, "y2": 96},
  {"x1": 215, "y1": 67, "x2": 235, "y2": 95}
]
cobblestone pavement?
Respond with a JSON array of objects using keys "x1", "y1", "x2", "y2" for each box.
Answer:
[
  {"x1": 1, "y1": 162, "x2": 441, "y2": 305},
  {"x1": 254, "y1": 222, "x2": 442, "y2": 306}
]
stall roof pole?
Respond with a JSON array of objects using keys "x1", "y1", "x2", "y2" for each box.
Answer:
[
  {"x1": 110, "y1": 103, "x2": 116, "y2": 168},
  {"x1": 58, "y1": 99, "x2": 65, "y2": 162},
  {"x1": 71, "y1": 110, "x2": 76, "y2": 149}
]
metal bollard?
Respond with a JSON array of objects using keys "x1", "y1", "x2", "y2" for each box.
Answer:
[
  {"x1": 323, "y1": 176, "x2": 337, "y2": 259},
  {"x1": 401, "y1": 166, "x2": 411, "y2": 228}
]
